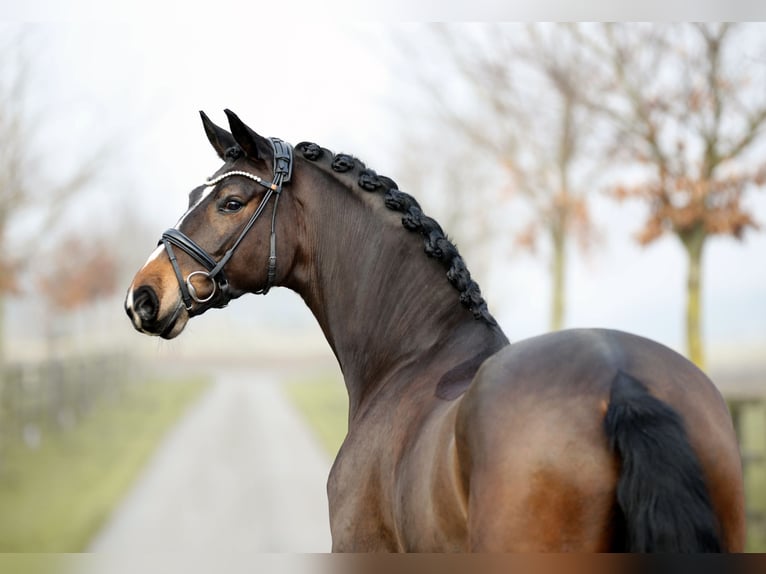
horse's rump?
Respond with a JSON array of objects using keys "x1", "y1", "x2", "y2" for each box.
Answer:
[{"x1": 455, "y1": 329, "x2": 744, "y2": 552}]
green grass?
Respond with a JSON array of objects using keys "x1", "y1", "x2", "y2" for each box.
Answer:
[
  {"x1": 734, "y1": 400, "x2": 766, "y2": 552},
  {"x1": 284, "y1": 375, "x2": 348, "y2": 456},
  {"x1": 0, "y1": 376, "x2": 209, "y2": 552}
]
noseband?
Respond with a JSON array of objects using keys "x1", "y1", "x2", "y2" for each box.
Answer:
[{"x1": 160, "y1": 138, "x2": 293, "y2": 317}]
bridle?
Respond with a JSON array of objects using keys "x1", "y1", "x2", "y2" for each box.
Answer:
[{"x1": 159, "y1": 138, "x2": 293, "y2": 317}]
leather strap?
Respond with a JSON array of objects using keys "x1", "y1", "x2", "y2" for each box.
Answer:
[
  {"x1": 159, "y1": 137, "x2": 293, "y2": 315},
  {"x1": 162, "y1": 227, "x2": 220, "y2": 271},
  {"x1": 161, "y1": 234, "x2": 196, "y2": 311},
  {"x1": 271, "y1": 138, "x2": 293, "y2": 183}
]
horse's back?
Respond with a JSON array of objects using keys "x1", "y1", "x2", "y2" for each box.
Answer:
[{"x1": 456, "y1": 328, "x2": 745, "y2": 551}]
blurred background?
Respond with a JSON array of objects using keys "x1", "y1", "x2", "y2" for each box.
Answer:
[{"x1": 0, "y1": 15, "x2": 765, "y2": 555}]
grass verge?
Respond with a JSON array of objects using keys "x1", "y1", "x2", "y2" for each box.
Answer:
[
  {"x1": 736, "y1": 400, "x2": 766, "y2": 552},
  {"x1": 0, "y1": 376, "x2": 209, "y2": 552},
  {"x1": 284, "y1": 375, "x2": 347, "y2": 457}
]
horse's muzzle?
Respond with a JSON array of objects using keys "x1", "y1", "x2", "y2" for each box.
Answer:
[{"x1": 126, "y1": 285, "x2": 184, "y2": 338}]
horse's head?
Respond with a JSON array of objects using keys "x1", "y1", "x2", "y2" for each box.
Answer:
[{"x1": 125, "y1": 110, "x2": 297, "y2": 338}]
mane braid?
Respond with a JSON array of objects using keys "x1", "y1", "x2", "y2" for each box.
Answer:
[{"x1": 296, "y1": 142, "x2": 497, "y2": 327}]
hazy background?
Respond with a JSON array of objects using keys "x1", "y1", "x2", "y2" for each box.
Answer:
[
  {"x1": 2, "y1": 19, "x2": 765, "y2": 369},
  {"x1": 1, "y1": 5, "x2": 766, "y2": 558}
]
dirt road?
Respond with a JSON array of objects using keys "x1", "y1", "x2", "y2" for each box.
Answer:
[{"x1": 88, "y1": 369, "x2": 333, "y2": 552}]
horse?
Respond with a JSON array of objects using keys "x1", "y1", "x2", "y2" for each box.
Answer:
[{"x1": 125, "y1": 109, "x2": 745, "y2": 552}]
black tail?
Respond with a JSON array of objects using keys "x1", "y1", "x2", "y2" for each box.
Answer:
[{"x1": 604, "y1": 371, "x2": 723, "y2": 552}]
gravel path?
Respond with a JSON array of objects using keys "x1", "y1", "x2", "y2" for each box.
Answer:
[{"x1": 87, "y1": 369, "x2": 334, "y2": 553}]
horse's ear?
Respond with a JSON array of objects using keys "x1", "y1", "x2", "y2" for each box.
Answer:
[
  {"x1": 200, "y1": 111, "x2": 236, "y2": 160},
  {"x1": 224, "y1": 109, "x2": 271, "y2": 162}
]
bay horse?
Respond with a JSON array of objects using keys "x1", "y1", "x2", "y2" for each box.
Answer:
[{"x1": 125, "y1": 110, "x2": 745, "y2": 552}]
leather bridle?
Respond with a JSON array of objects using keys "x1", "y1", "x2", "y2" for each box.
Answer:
[{"x1": 159, "y1": 138, "x2": 293, "y2": 317}]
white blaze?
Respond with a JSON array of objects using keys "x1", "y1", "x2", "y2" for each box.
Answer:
[{"x1": 176, "y1": 184, "x2": 216, "y2": 228}]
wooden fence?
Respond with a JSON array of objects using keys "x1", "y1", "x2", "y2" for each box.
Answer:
[
  {"x1": 729, "y1": 397, "x2": 766, "y2": 550},
  {"x1": 0, "y1": 354, "x2": 136, "y2": 451}
]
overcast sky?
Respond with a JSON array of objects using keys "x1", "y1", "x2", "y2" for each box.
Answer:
[{"x1": 1, "y1": 12, "x2": 765, "y2": 367}]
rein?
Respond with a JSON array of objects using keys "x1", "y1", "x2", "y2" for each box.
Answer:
[{"x1": 159, "y1": 138, "x2": 293, "y2": 317}]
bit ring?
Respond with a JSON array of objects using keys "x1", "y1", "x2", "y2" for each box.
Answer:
[{"x1": 186, "y1": 271, "x2": 217, "y2": 304}]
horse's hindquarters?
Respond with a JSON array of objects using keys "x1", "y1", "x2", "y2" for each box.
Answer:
[
  {"x1": 458, "y1": 384, "x2": 619, "y2": 551},
  {"x1": 455, "y1": 329, "x2": 746, "y2": 552}
]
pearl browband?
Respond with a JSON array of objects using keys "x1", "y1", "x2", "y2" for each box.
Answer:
[{"x1": 205, "y1": 170, "x2": 280, "y2": 191}]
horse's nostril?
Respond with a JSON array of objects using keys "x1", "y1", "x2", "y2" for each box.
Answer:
[{"x1": 133, "y1": 286, "x2": 159, "y2": 322}]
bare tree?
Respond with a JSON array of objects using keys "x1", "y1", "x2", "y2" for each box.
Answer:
[
  {"x1": 0, "y1": 29, "x2": 101, "y2": 363},
  {"x1": 391, "y1": 24, "x2": 599, "y2": 331},
  {"x1": 37, "y1": 235, "x2": 118, "y2": 313},
  {"x1": 578, "y1": 23, "x2": 766, "y2": 368}
]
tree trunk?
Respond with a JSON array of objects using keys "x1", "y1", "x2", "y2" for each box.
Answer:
[
  {"x1": 550, "y1": 94, "x2": 574, "y2": 333},
  {"x1": 0, "y1": 295, "x2": 5, "y2": 369},
  {"x1": 680, "y1": 227, "x2": 707, "y2": 369},
  {"x1": 550, "y1": 226, "x2": 566, "y2": 331}
]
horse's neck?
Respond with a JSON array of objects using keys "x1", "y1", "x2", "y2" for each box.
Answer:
[{"x1": 291, "y1": 174, "x2": 508, "y2": 416}]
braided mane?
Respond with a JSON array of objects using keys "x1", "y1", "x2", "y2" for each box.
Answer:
[{"x1": 295, "y1": 142, "x2": 497, "y2": 327}]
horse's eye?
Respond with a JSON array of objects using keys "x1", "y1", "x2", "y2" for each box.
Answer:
[{"x1": 222, "y1": 198, "x2": 244, "y2": 213}]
